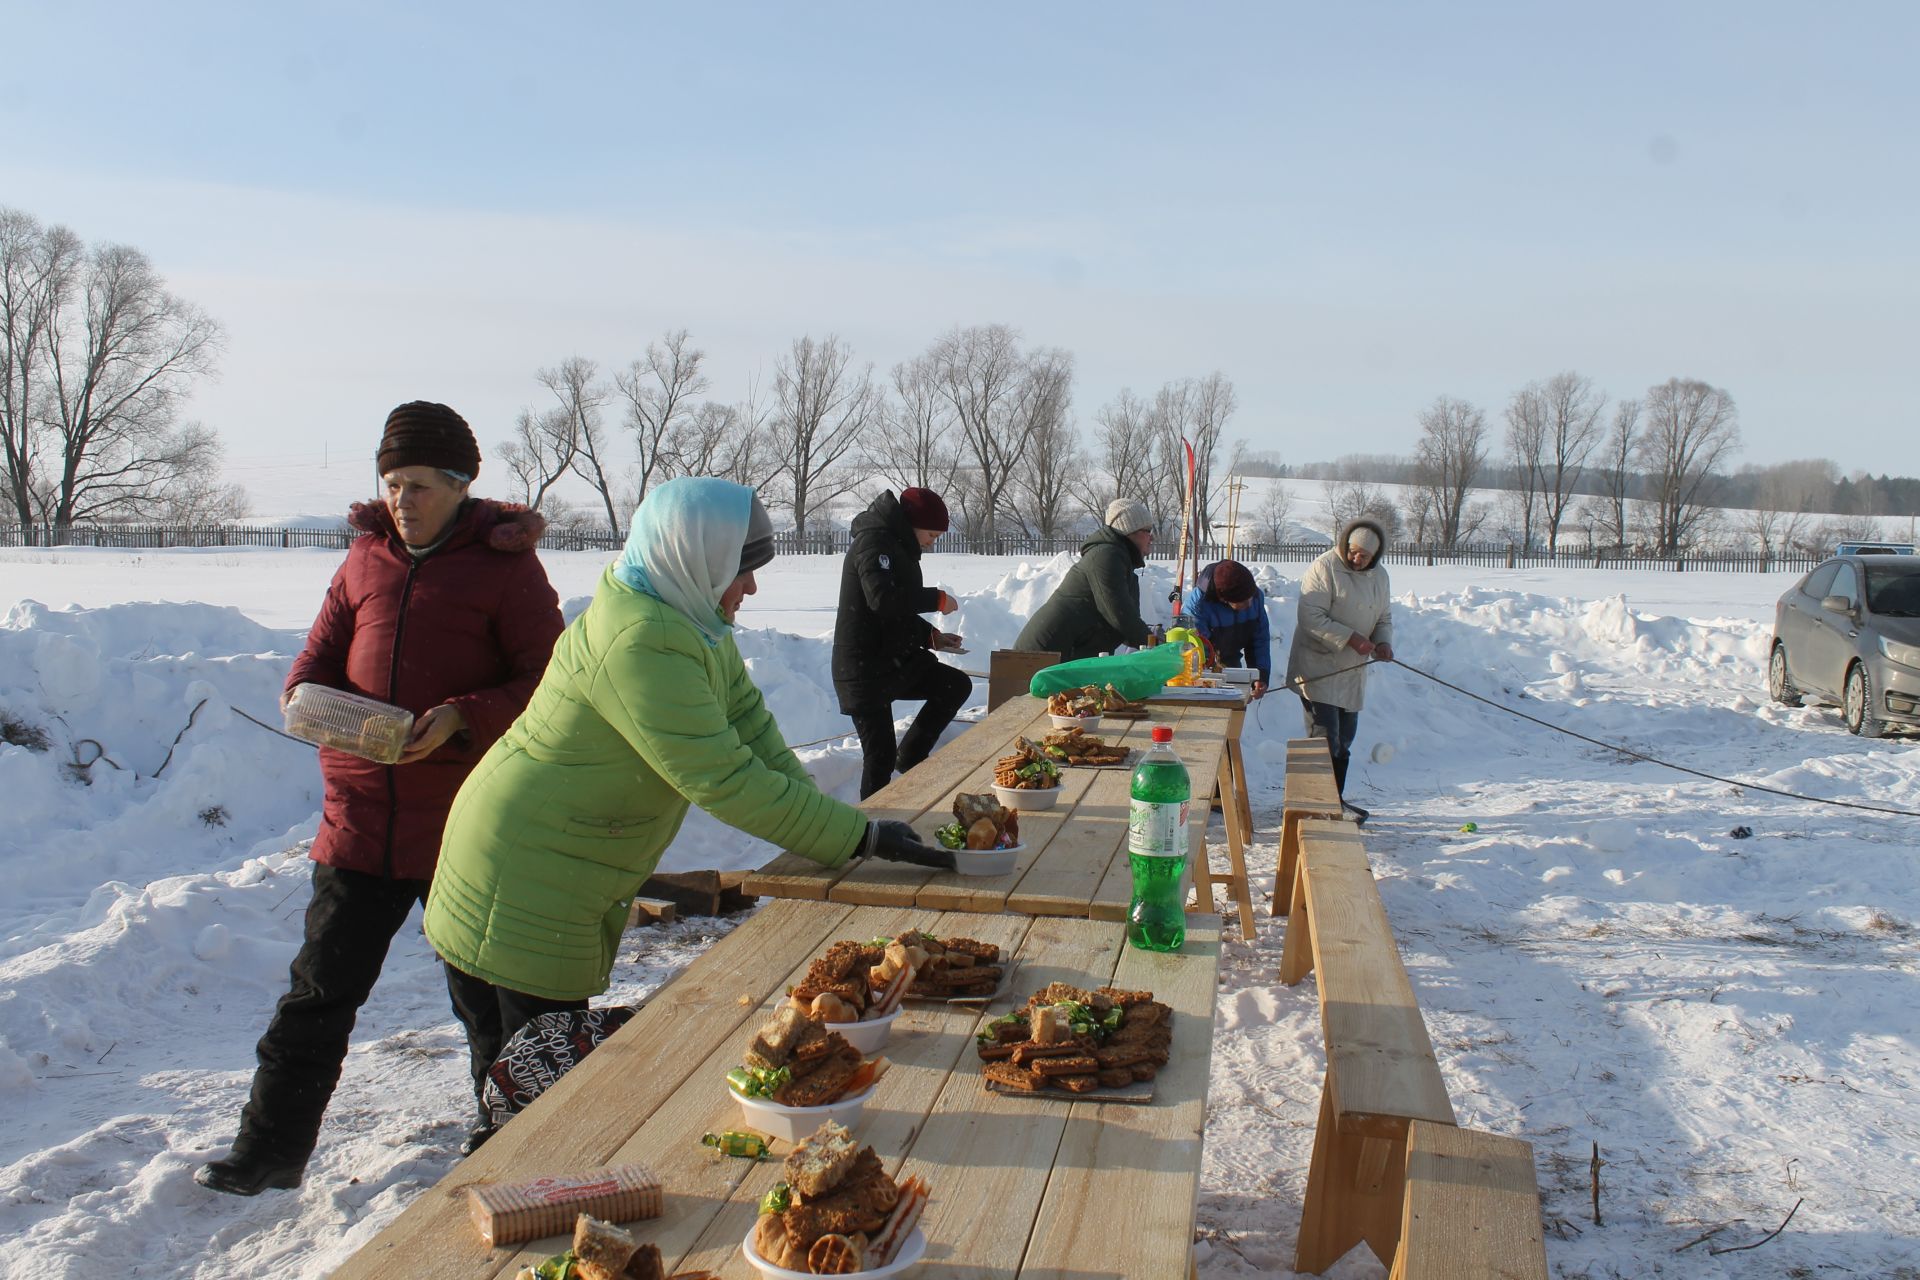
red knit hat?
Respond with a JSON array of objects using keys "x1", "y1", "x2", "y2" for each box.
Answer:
[
  {"x1": 898, "y1": 487, "x2": 950, "y2": 533},
  {"x1": 1211, "y1": 559, "x2": 1257, "y2": 604}
]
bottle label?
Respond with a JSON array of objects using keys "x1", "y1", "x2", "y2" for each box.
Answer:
[{"x1": 1128, "y1": 799, "x2": 1187, "y2": 858}]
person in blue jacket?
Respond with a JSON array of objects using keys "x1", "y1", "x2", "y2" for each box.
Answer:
[{"x1": 1181, "y1": 558, "x2": 1272, "y2": 697}]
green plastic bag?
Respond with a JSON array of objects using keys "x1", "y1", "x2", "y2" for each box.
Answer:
[{"x1": 1029, "y1": 643, "x2": 1187, "y2": 701}]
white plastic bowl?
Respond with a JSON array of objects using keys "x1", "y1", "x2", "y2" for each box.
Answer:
[
  {"x1": 730, "y1": 1081, "x2": 876, "y2": 1144},
  {"x1": 1048, "y1": 712, "x2": 1103, "y2": 731},
  {"x1": 819, "y1": 1006, "x2": 901, "y2": 1055},
  {"x1": 743, "y1": 1223, "x2": 927, "y2": 1279},
  {"x1": 950, "y1": 842, "x2": 1022, "y2": 877},
  {"x1": 993, "y1": 783, "x2": 1061, "y2": 811}
]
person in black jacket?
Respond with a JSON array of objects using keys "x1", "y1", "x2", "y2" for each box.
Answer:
[{"x1": 832, "y1": 488, "x2": 969, "y2": 798}]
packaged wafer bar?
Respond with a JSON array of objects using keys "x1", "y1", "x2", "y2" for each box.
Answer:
[{"x1": 467, "y1": 1165, "x2": 663, "y2": 1246}]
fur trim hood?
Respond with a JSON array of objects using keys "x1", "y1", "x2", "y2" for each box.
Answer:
[
  {"x1": 1336, "y1": 517, "x2": 1389, "y2": 568},
  {"x1": 347, "y1": 498, "x2": 547, "y2": 552}
]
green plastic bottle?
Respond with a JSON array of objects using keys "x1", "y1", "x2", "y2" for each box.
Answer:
[{"x1": 1126, "y1": 724, "x2": 1189, "y2": 952}]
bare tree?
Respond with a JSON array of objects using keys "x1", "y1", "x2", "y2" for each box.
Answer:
[
  {"x1": 1006, "y1": 349, "x2": 1079, "y2": 538},
  {"x1": 1637, "y1": 378, "x2": 1740, "y2": 555},
  {"x1": 1537, "y1": 371, "x2": 1607, "y2": 551},
  {"x1": 28, "y1": 236, "x2": 226, "y2": 531},
  {"x1": 667, "y1": 396, "x2": 780, "y2": 494},
  {"x1": 767, "y1": 334, "x2": 875, "y2": 539},
  {"x1": 497, "y1": 406, "x2": 578, "y2": 509},
  {"x1": 613, "y1": 329, "x2": 709, "y2": 507},
  {"x1": 1322, "y1": 478, "x2": 1402, "y2": 542},
  {"x1": 530, "y1": 357, "x2": 620, "y2": 531},
  {"x1": 1083, "y1": 387, "x2": 1155, "y2": 524},
  {"x1": 1, "y1": 209, "x2": 83, "y2": 532},
  {"x1": 1502, "y1": 383, "x2": 1547, "y2": 549},
  {"x1": 155, "y1": 440, "x2": 251, "y2": 524},
  {"x1": 1183, "y1": 373, "x2": 1238, "y2": 536},
  {"x1": 928, "y1": 323, "x2": 1028, "y2": 540},
  {"x1": 1413, "y1": 396, "x2": 1489, "y2": 548},
  {"x1": 864, "y1": 354, "x2": 962, "y2": 495},
  {"x1": 1251, "y1": 481, "x2": 1295, "y2": 547},
  {"x1": 1596, "y1": 398, "x2": 1640, "y2": 552}
]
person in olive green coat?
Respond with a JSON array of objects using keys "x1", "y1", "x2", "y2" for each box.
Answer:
[
  {"x1": 423, "y1": 477, "x2": 951, "y2": 1149},
  {"x1": 1014, "y1": 497, "x2": 1155, "y2": 661}
]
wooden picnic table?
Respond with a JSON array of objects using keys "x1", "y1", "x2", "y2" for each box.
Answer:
[
  {"x1": 333, "y1": 897, "x2": 1220, "y2": 1280},
  {"x1": 744, "y1": 693, "x2": 1257, "y2": 937}
]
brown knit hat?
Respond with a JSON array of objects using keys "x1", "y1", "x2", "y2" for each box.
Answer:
[
  {"x1": 377, "y1": 401, "x2": 481, "y2": 479},
  {"x1": 1211, "y1": 559, "x2": 1257, "y2": 604}
]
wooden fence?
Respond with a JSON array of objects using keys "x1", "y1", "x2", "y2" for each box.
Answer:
[{"x1": 0, "y1": 523, "x2": 1822, "y2": 573}]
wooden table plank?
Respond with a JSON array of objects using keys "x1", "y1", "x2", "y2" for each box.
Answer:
[
  {"x1": 741, "y1": 698, "x2": 1039, "y2": 901},
  {"x1": 882, "y1": 914, "x2": 1130, "y2": 1279},
  {"x1": 1088, "y1": 707, "x2": 1230, "y2": 923},
  {"x1": 1392, "y1": 1121, "x2": 1549, "y2": 1280},
  {"x1": 1017, "y1": 921, "x2": 1221, "y2": 1280},
  {"x1": 649, "y1": 908, "x2": 1037, "y2": 1279},
  {"x1": 332, "y1": 897, "x2": 858, "y2": 1280}
]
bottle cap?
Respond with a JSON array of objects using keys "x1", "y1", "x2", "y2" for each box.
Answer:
[{"x1": 1151, "y1": 726, "x2": 1173, "y2": 743}]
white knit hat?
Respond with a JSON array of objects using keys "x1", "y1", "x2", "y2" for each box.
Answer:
[
  {"x1": 1105, "y1": 498, "x2": 1152, "y2": 535},
  {"x1": 1349, "y1": 527, "x2": 1382, "y2": 556}
]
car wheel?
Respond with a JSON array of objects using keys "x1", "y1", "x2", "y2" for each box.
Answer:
[
  {"x1": 1768, "y1": 644, "x2": 1803, "y2": 707},
  {"x1": 1844, "y1": 664, "x2": 1885, "y2": 738}
]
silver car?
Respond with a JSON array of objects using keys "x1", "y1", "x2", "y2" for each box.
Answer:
[{"x1": 1770, "y1": 554, "x2": 1920, "y2": 737}]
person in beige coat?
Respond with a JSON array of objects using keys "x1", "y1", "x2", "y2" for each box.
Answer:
[{"x1": 1285, "y1": 517, "x2": 1394, "y2": 821}]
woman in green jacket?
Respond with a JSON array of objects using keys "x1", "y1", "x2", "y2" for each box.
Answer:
[{"x1": 423, "y1": 477, "x2": 950, "y2": 1150}]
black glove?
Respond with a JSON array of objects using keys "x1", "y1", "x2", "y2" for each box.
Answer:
[{"x1": 864, "y1": 820, "x2": 956, "y2": 871}]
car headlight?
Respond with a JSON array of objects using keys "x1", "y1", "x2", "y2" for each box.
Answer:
[{"x1": 1879, "y1": 635, "x2": 1920, "y2": 669}]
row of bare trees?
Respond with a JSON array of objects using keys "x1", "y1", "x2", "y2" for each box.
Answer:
[
  {"x1": 1, "y1": 207, "x2": 239, "y2": 535},
  {"x1": 1376, "y1": 374, "x2": 1743, "y2": 554},
  {"x1": 503, "y1": 323, "x2": 1244, "y2": 543}
]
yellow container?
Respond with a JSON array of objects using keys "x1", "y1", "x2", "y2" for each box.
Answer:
[{"x1": 282, "y1": 683, "x2": 414, "y2": 764}]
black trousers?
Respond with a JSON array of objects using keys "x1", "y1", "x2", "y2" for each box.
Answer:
[
  {"x1": 1301, "y1": 699, "x2": 1361, "y2": 796},
  {"x1": 443, "y1": 964, "x2": 588, "y2": 1125},
  {"x1": 848, "y1": 656, "x2": 973, "y2": 799},
  {"x1": 233, "y1": 863, "x2": 428, "y2": 1162}
]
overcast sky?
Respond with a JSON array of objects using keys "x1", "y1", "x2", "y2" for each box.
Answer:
[{"x1": 5, "y1": 1, "x2": 1914, "y2": 508}]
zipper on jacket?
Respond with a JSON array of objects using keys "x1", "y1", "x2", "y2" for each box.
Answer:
[{"x1": 382, "y1": 556, "x2": 422, "y2": 881}]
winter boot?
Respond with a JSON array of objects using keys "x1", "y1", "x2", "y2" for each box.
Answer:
[
  {"x1": 195, "y1": 1150, "x2": 306, "y2": 1196},
  {"x1": 461, "y1": 1122, "x2": 498, "y2": 1156}
]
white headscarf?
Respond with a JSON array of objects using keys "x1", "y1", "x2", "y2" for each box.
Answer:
[{"x1": 613, "y1": 477, "x2": 754, "y2": 643}]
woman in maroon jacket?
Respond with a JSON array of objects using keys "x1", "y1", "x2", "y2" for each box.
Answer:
[{"x1": 197, "y1": 401, "x2": 565, "y2": 1196}]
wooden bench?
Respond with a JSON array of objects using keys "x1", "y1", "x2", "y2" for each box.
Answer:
[
  {"x1": 1272, "y1": 736, "x2": 1343, "y2": 915},
  {"x1": 1291, "y1": 827, "x2": 1456, "y2": 1275},
  {"x1": 987, "y1": 648, "x2": 1059, "y2": 711},
  {"x1": 1277, "y1": 818, "x2": 1366, "y2": 986},
  {"x1": 1390, "y1": 1121, "x2": 1549, "y2": 1279}
]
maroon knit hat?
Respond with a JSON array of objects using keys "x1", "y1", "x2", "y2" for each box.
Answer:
[
  {"x1": 377, "y1": 401, "x2": 481, "y2": 479},
  {"x1": 898, "y1": 487, "x2": 950, "y2": 533},
  {"x1": 1211, "y1": 559, "x2": 1257, "y2": 604}
]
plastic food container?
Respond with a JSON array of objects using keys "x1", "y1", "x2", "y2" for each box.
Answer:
[
  {"x1": 743, "y1": 1224, "x2": 927, "y2": 1279},
  {"x1": 950, "y1": 843, "x2": 1021, "y2": 877},
  {"x1": 1219, "y1": 667, "x2": 1259, "y2": 687},
  {"x1": 282, "y1": 683, "x2": 414, "y2": 763},
  {"x1": 993, "y1": 783, "x2": 1061, "y2": 812},
  {"x1": 820, "y1": 1007, "x2": 901, "y2": 1055},
  {"x1": 1048, "y1": 712, "x2": 1103, "y2": 731},
  {"x1": 731, "y1": 1082, "x2": 875, "y2": 1145}
]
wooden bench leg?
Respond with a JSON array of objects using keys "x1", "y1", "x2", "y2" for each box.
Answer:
[
  {"x1": 1295, "y1": 1082, "x2": 1414, "y2": 1275},
  {"x1": 1215, "y1": 753, "x2": 1257, "y2": 942},
  {"x1": 1189, "y1": 813, "x2": 1217, "y2": 914},
  {"x1": 1279, "y1": 862, "x2": 1313, "y2": 985},
  {"x1": 1274, "y1": 813, "x2": 1302, "y2": 915}
]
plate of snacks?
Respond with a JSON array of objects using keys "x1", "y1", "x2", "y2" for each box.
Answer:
[
  {"x1": 1046, "y1": 683, "x2": 1148, "y2": 720},
  {"x1": 931, "y1": 793, "x2": 1023, "y2": 877},
  {"x1": 868, "y1": 931, "x2": 1014, "y2": 1005},
  {"x1": 513, "y1": 1212, "x2": 678, "y2": 1279},
  {"x1": 975, "y1": 982, "x2": 1173, "y2": 1102},
  {"x1": 992, "y1": 738, "x2": 1062, "y2": 810},
  {"x1": 746, "y1": 1121, "x2": 930, "y2": 1279},
  {"x1": 728, "y1": 1007, "x2": 889, "y2": 1143},
  {"x1": 784, "y1": 938, "x2": 920, "y2": 1053},
  {"x1": 1039, "y1": 726, "x2": 1131, "y2": 768}
]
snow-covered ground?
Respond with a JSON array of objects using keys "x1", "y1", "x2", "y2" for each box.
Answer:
[{"x1": 1, "y1": 546, "x2": 1916, "y2": 1278}]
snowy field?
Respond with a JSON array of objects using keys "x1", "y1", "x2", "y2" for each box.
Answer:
[{"x1": 2, "y1": 545, "x2": 1917, "y2": 1278}]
